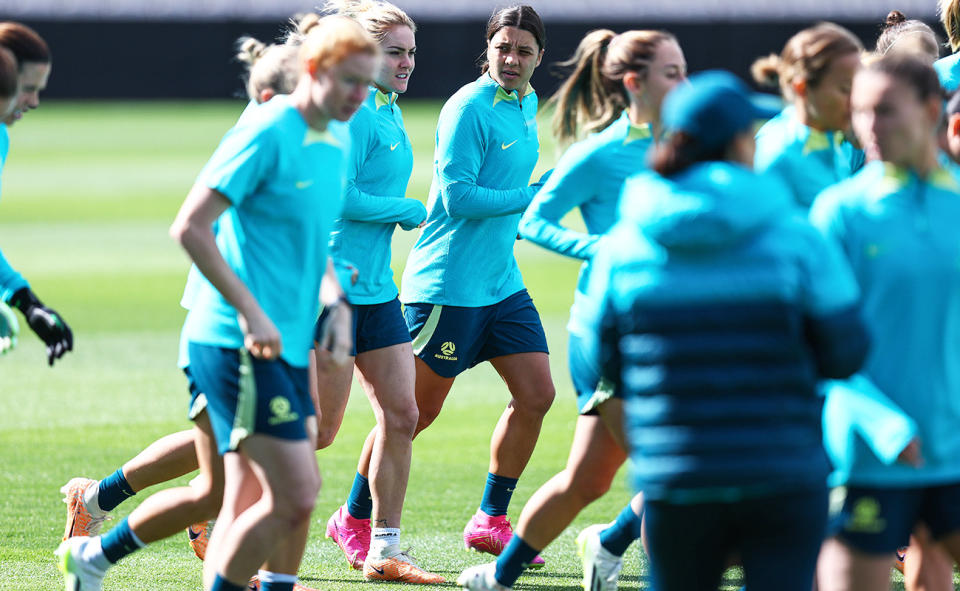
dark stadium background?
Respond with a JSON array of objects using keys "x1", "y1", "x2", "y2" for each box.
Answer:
[{"x1": 19, "y1": 19, "x2": 906, "y2": 100}]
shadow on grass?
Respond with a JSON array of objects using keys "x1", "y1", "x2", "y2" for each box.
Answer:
[{"x1": 515, "y1": 572, "x2": 655, "y2": 590}]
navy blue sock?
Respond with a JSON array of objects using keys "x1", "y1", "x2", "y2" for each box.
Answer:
[
  {"x1": 100, "y1": 517, "x2": 145, "y2": 564},
  {"x1": 494, "y1": 534, "x2": 540, "y2": 587},
  {"x1": 97, "y1": 468, "x2": 136, "y2": 512},
  {"x1": 346, "y1": 472, "x2": 372, "y2": 520},
  {"x1": 260, "y1": 583, "x2": 294, "y2": 591},
  {"x1": 599, "y1": 503, "x2": 643, "y2": 556},
  {"x1": 479, "y1": 473, "x2": 518, "y2": 517},
  {"x1": 210, "y1": 575, "x2": 247, "y2": 591}
]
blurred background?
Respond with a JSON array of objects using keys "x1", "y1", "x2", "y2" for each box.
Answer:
[{"x1": 0, "y1": 0, "x2": 946, "y2": 100}]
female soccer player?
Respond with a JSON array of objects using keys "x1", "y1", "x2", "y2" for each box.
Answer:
[
  {"x1": 59, "y1": 35, "x2": 303, "y2": 550},
  {"x1": 0, "y1": 22, "x2": 73, "y2": 366},
  {"x1": 310, "y1": 0, "x2": 442, "y2": 584},
  {"x1": 752, "y1": 23, "x2": 865, "y2": 208},
  {"x1": 458, "y1": 29, "x2": 687, "y2": 591},
  {"x1": 935, "y1": 0, "x2": 960, "y2": 90},
  {"x1": 587, "y1": 70, "x2": 867, "y2": 591},
  {"x1": 55, "y1": 16, "x2": 373, "y2": 591},
  {"x1": 399, "y1": 3, "x2": 553, "y2": 567},
  {"x1": 813, "y1": 54, "x2": 960, "y2": 591}
]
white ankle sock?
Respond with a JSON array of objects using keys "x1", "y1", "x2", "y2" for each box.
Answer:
[
  {"x1": 83, "y1": 482, "x2": 106, "y2": 517},
  {"x1": 257, "y1": 570, "x2": 298, "y2": 584},
  {"x1": 368, "y1": 528, "x2": 401, "y2": 559},
  {"x1": 80, "y1": 537, "x2": 111, "y2": 572}
]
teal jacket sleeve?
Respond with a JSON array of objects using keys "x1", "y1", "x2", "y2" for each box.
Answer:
[
  {"x1": 342, "y1": 183, "x2": 427, "y2": 228},
  {"x1": 343, "y1": 108, "x2": 426, "y2": 229},
  {"x1": 437, "y1": 104, "x2": 535, "y2": 219},
  {"x1": 0, "y1": 247, "x2": 28, "y2": 302},
  {"x1": 519, "y1": 144, "x2": 600, "y2": 260}
]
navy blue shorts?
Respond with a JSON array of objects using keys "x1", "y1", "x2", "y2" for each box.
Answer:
[
  {"x1": 644, "y1": 486, "x2": 828, "y2": 591},
  {"x1": 186, "y1": 343, "x2": 314, "y2": 455},
  {"x1": 404, "y1": 289, "x2": 549, "y2": 378},
  {"x1": 568, "y1": 332, "x2": 618, "y2": 415},
  {"x1": 829, "y1": 483, "x2": 960, "y2": 553},
  {"x1": 314, "y1": 297, "x2": 410, "y2": 357}
]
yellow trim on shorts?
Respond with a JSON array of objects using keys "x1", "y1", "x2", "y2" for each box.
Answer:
[
  {"x1": 580, "y1": 377, "x2": 615, "y2": 414},
  {"x1": 230, "y1": 348, "x2": 257, "y2": 450},
  {"x1": 188, "y1": 393, "x2": 207, "y2": 420},
  {"x1": 411, "y1": 304, "x2": 443, "y2": 355}
]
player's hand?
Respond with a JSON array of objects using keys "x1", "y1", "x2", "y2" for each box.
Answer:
[
  {"x1": 316, "y1": 299, "x2": 353, "y2": 370},
  {"x1": 238, "y1": 308, "x2": 282, "y2": 360},
  {"x1": 897, "y1": 437, "x2": 924, "y2": 468},
  {"x1": 399, "y1": 200, "x2": 428, "y2": 231},
  {"x1": 0, "y1": 301, "x2": 19, "y2": 355},
  {"x1": 11, "y1": 288, "x2": 73, "y2": 366}
]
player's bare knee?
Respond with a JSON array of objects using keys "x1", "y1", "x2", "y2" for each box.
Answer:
[
  {"x1": 273, "y1": 480, "x2": 318, "y2": 525},
  {"x1": 383, "y1": 403, "x2": 419, "y2": 439},
  {"x1": 414, "y1": 404, "x2": 442, "y2": 435},
  {"x1": 188, "y1": 477, "x2": 224, "y2": 518},
  {"x1": 193, "y1": 489, "x2": 223, "y2": 520},
  {"x1": 514, "y1": 385, "x2": 555, "y2": 416},
  {"x1": 573, "y1": 475, "x2": 611, "y2": 503},
  {"x1": 315, "y1": 427, "x2": 338, "y2": 450}
]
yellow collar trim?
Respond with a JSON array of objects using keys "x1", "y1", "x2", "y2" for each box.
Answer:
[
  {"x1": 878, "y1": 162, "x2": 960, "y2": 192},
  {"x1": 624, "y1": 122, "x2": 653, "y2": 145},
  {"x1": 375, "y1": 90, "x2": 398, "y2": 110},
  {"x1": 303, "y1": 128, "x2": 339, "y2": 147},
  {"x1": 493, "y1": 83, "x2": 535, "y2": 108},
  {"x1": 802, "y1": 128, "x2": 842, "y2": 155},
  {"x1": 930, "y1": 167, "x2": 960, "y2": 191}
]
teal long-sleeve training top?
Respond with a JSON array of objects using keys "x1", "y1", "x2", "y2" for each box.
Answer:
[
  {"x1": 400, "y1": 73, "x2": 542, "y2": 307},
  {"x1": 755, "y1": 106, "x2": 865, "y2": 209},
  {"x1": 519, "y1": 112, "x2": 654, "y2": 335},
  {"x1": 330, "y1": 88, "x2": 425, "y2": 305},
  {"x1": 811, "y1": 161, "x2": 960, "y2": 486}
]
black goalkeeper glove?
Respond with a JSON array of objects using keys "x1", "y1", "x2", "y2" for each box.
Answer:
[{"x1": 11, "y1": 287, "x2": 73, "y2": 366}]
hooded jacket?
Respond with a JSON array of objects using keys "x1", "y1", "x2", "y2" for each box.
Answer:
[{"x1": 584, "y1": 161, "x2": 868, "y2": 502}]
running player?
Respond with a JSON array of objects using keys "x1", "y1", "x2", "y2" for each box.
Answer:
[
  {"x1": 935, "y1": 0, "x2": 960, "y2": 90},
  {"x1": 814, "y1": 54, "x2": 960, "y2": 591},
  {"x1": 0, "y1": 22, "x2": 73, "y2": 365},
  {"x1": 55, "y1": 16, "x2": 372, "y2": 591},
  {"x1": 458, "y1": 29, "x2": 687, "y2": 591},
  {"x1": 399, "y1": 3, "x2": 553, "y2": 567},
  {"x1": 752, "y1": 23, "x2": 865, "y2": 208},
  {"x1": 58, "y1": 36, "x2": 302, "y2": 550},
  {"x1": 591, "y1": 70, "x2": 867, "y2": 591},
  {"x1": 309, "y1": 0, "x2": 443, "y2": 584}
]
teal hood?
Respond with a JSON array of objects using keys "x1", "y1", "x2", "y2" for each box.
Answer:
[{"x1": 620, "y1": 162, "x2": 793, "y2": 251}]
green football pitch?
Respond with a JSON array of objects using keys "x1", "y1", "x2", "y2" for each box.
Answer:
[{"x1": 0, "y1": 100, "x2": 900, "y2": 590}]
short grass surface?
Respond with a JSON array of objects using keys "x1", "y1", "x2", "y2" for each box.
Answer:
[{"x1": 0, "y1": 100, "x2": 904, "y2": 590}]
